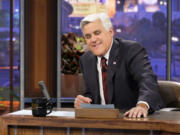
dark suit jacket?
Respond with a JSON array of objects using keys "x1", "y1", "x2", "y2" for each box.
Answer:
[{"x1": 79, "y1": 38, "x2": 164, "y2": 112}]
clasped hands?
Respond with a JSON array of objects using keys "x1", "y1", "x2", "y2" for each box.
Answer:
[{"x1": 74, "y1": 95, "x2": 148, "y2": 118}]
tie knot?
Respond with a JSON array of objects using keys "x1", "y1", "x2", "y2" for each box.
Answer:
[
  {"x1": 101, "y1": 57, "x2": 107, "y2": 63},
  {"x1": 101, "y1": 57, "x2": 107, "y2": 72}
]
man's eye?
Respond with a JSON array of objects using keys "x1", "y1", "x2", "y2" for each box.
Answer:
[
  {"x1": 94, "y1": 31, "x2": 101, "y2": 35},
  {"x1": 85, "y1": 35, "x2": 91, "y2": 39}
]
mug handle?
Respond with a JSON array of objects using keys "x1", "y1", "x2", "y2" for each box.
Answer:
[{"x1": 46, "y1": 100, "x2": 53, "y2": 115}]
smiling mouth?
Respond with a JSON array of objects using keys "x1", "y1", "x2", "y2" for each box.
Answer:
[{"x1": 92, "y1": 43, "x2": 101, "y2": 48}]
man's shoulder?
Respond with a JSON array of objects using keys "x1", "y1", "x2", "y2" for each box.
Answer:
[
  {"x1": 81, "y1": 51, "x2": 93, "y2": 58},
  {"x1": 80, "y1": 51, "x2": 95, "y2": 61},
  {"x1": 115, "y1": 38, "x2": 143, "y2": 49},
  {"x1": 112, "y1": 38, "x2": 146, "y2": 58}
]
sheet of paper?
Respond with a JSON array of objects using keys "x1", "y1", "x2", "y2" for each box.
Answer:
[
  {"x1": 48, "y1": 111, "x2": 75, "y2": 117},
  {"x1": 10, "y1": 110, "x2": 32, "y2": 115},
  {"x1": 80, "y1": 103, "x2": 115, "y2": 109},
  {"x1": 159, "y1": 108, "x2": 180, "y2": 111},
  {"x1": 9, "y1": 109, "x2": 75, "y2": 117}
]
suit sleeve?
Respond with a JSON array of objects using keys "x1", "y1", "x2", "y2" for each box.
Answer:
[
  {"x1": 126, "y1": 43, "x2": 164, "y2": 111},
  {"x1": 79, "y1": 56, "x2": 94, "y2": 101}
]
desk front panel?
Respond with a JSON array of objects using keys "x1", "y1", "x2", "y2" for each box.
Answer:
[{"x1": 8, "y1": 126, "x2": 162, "y2": 135}]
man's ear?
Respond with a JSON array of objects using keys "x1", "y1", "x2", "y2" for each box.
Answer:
[{"x1": 109, "y1": 27, "x2": 114, "y2": 36}]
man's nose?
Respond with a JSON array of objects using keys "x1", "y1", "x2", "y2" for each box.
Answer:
[{"x1": 90, "y1": 35, "x2": 97, "y2": 42}]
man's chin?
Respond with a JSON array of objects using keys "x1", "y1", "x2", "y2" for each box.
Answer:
[
  {"x1": 90, "y1": 48, "x2": 105, "y2": 56},
  {"x1": 92, "y1": 52, "x2": 104, "y2": 57}
]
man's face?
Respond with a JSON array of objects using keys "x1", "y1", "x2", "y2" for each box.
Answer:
[{"x1": 82, "y1": 19, "x2": 114, "y2": 56}]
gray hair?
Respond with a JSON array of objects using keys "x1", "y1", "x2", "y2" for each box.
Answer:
[{"x1": 80, "y1": 12, "x2": 112, "y2": 31}]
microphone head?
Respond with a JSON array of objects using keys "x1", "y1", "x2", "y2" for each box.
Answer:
[{"x1": 38, "y1": 81, "x2": 50, "y2": 100}]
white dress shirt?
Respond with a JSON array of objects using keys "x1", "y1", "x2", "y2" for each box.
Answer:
[{"x1": 97, "y1": 40, "x2": 113, "y2": 105}]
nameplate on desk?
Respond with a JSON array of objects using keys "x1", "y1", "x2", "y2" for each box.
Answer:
[
  {"x1": 75, "y1": 104, "x2": 119, "y2": 119},
  {"x1": 80, "y1": 103, "x2": 115, "y2": 109}
]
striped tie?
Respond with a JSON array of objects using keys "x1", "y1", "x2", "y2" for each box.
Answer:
[{"x1": 101, "y1": 57, "x2": 109, "y2": 104}]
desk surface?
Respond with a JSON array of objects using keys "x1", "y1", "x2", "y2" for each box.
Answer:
[{"x1": 1, "y1": 108, "x2": 180, "y2": 135}]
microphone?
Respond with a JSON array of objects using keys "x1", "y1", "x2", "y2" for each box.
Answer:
[{"x1": 38, "y1": 81, "x2": 50, "y2": 100}]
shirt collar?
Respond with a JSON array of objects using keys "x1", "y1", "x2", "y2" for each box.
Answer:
[{"x1": 97, "y1": 39, "x2": 113, "y2": 61}]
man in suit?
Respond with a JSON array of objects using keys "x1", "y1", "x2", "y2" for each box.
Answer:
[{"x1": 74, "y1": 13, "x2": 164, "y2": 118}]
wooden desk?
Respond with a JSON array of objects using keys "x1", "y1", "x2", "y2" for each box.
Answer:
[{"x1": 1, "y1": 108, "x2": 180, "y2": 135}]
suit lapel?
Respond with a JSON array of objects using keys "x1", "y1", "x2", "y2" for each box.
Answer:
[{"x1": 107, "y1": 39, "x2": 121, "y2": 103}]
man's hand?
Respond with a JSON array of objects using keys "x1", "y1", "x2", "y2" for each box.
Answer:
[
  {"x1": 123, "y1": 103, "x2": 148, "y2": 118},
  {"x1": 74, "y1": 95, "x2": 92, "y2": 108}
]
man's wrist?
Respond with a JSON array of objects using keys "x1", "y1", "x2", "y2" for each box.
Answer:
[{"x1": 137, "y1": 103, "x2": 149, "y2": 110}]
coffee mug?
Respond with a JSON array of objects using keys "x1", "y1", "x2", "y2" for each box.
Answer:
[{"x1": 32, "y1": 98, "x2": 53, "y2": 117}]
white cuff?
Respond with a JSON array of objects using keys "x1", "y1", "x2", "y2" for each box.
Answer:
[{"x1": 137, "y1": 101, "x2": 149, "y2": 109}]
